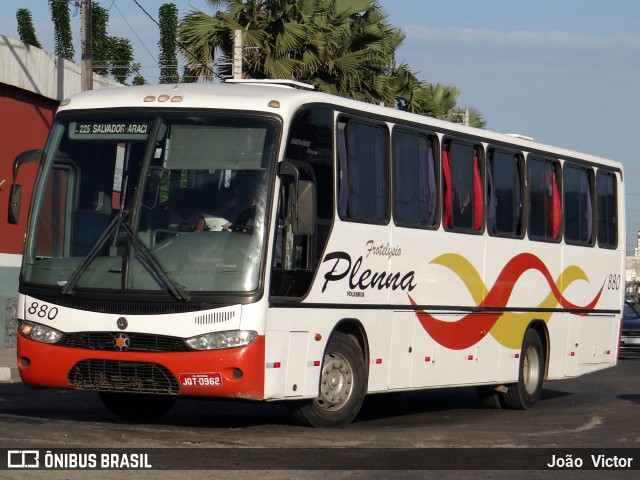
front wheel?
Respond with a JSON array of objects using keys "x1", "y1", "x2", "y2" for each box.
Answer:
[
  {"x1": 502, "y1": 329, "x2": 545, "y2": 409},
  {"x1": 288, "y1": 332, "x2": 367, "y2": 428}
]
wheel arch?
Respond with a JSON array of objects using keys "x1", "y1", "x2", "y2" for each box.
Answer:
[
  {"x1": 332, "y1": 318, "x2": 370, "y2": 376},
  {"x1": 525, "y1": 319, "x2": 550, "y2": 379}
]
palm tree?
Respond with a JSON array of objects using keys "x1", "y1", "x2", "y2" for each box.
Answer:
[
  {"x1": 293, "y1": 0, "x2": 403, "y2": 105},
  {"x1": 179, "y1": 0, "x2": 402, "y2": 101},
  {"x1": 391, "y1": 64, "x2": 443, "y2": 117},
  {"x1": 178, "y1": 0, "x2": 485, "y2": 126},
  {"x1": 430, "y1": 83, "x2": 486, "y2": 128}
]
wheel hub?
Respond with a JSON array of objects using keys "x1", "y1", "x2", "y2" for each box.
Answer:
[{"x1": 317, "y1": 353, "x2": 353, "y2": 411}]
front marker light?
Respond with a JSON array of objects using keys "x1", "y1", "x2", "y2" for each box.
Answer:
[
  {"x1": 186, "y1": 330, "x2": 258, "y2": 351},
  {"x1": 19, "y1": 320, "x2": 63, "y2": 344}
]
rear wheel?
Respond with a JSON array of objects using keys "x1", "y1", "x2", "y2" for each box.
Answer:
[
  {"x1": 289, "y1": 332, "x2": 367, "y2": 428},
  {"x1": 99, "y1": 392, "x2": 177, "y2": 420},
  {"x1": 502, "y1": 329, "x2": 545, "y2": 409}
]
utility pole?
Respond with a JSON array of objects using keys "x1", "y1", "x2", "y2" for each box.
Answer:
[
  {"x1": 233, "y1": 30, "x2": 243, "y2": 79},
  {"x1": 81, "y1": 0, "x2": 92, "y2": 91}
]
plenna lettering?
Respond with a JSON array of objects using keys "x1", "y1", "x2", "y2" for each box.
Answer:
[{"x1": 321, "y1": 251, "x2": 417, "y2": 293}]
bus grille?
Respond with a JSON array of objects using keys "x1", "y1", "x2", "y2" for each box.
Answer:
[
  {"x1": 68, "y1": 360, "x2": 179, "y2": 395},
  {"x1": 57, "y1": 332, "x2": 191, "y2": 352}
]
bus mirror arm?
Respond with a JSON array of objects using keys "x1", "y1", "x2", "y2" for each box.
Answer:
[
  {"x1": 278, "y1": 161, "x2": 316, "y2": 236},
  {"x1": 7, "y1": 149, "x2": 42, "y2": 225},
  {"x1": 278, "y1": 161, "x2": 301, "y2": 183}
]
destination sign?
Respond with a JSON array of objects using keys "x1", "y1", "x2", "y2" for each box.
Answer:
[{"x1": 69, "y1": 121, "x2": 151, "y2": 140}]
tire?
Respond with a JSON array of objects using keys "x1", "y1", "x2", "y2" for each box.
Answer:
[
  {"x1": 289, "y1": 332, "x2": 367, "y2": 428},
  {"x1": 99, "y1": 392, "x2": 177, "y2": 420},
  {"x1": 476, "y1": 386, "x2": 503, "y2": 409},
  {"x1": 502, "y1": 329, "x2": 545, "y2": 410}
]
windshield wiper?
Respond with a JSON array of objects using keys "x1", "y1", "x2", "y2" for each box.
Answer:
[
  {"x1": 62, "y1": 209, "x2": 128, "y2": 297},
  {"x1": 61, "y1": 210, "x2": 190, "y2": 302},
  {"x1": 121, "y1": 222, "x2": 190, "y2": 302}
]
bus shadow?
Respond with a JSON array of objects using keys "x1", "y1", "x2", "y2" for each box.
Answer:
[
  {"x1": 617, "y1": 394, "x2": 640, "y2": 405},
  {"x1": 0, "y1": 383, "x2": 295, "y2": 428},
  {"x1": 540, "y1": 389, "x2": 573, "y2": 401},
  {"x1": 355, "y1": 387, "x2": 575, "y2": 423},
  {"x1": 0, "y1": 382, "x2": 579, "y2": 429}
]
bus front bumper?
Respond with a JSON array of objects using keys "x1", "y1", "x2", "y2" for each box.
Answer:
[{"x1": 16, "y1": 334, "x2": 265, "y2": 400}]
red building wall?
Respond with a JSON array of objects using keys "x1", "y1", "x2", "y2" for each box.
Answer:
[{"x1": 0, "y1": 85, "x2": 58, "y2": 255}]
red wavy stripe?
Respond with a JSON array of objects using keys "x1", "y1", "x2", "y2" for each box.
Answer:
[{"x1": 410, "y1": 253, "x2": 604, "y2": 350}]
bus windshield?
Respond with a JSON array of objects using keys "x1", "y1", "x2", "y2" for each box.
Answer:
[{"x1": 22, "y1": 113, "x2": 278, "y2": 298}]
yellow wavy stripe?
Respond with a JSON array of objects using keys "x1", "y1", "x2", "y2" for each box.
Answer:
[
  {"x1": 492, "y1": 265, "x2": 589, "y2": 348},
  {"x1": 430, "y1": 253, "x2": 487, "y2": 304},
  {"x1": 430, "y1": 254, "x2": 591, "y2": 349}
]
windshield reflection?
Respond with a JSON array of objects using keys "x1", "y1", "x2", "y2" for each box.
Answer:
[{"x1": 23, "y1": 114, "x2": 278, "y2": 297}]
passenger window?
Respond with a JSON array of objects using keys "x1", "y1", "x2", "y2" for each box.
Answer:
[
  {"x1": 487, "y1": 148, "x2": 523, "y2": 237},
  {"x1": 596, "y1": 170, "x2": 617, "y2": 249},
  {"x1": 443, "y1": 140, "x2": 483, "y2": 232},
  {"x1": 337, "y1": 119, "x2": 389, "y2": 224},
  {"x1": 392, "y1": 129, "x2": 437, "y2": 228},
  {"x1": 527, "y1": 157, "x2": 561, "y2": 242},
  {"x1": 564, "y1": 164, "x2": 594, "y2": 246}
]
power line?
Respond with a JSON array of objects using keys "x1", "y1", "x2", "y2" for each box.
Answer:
[
  {"x1": 130, "y1": 0, "x2": 217, "y2": 80},
  {"x1": 130, "y1": 0, "x2": 160, "y2": 28},
  {"x1": 112, "y1": 0, "x2": 157, "y2": 63}
]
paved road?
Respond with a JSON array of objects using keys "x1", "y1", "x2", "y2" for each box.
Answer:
[{"x1": 0, "y1": 358, "x2": 638, "y2": 479}]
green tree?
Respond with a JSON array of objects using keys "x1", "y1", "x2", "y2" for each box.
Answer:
[
  {"x1": 16, "y1": 9, "x2": 42, "y2": 49},
  {"x1": 91, "y1": 2, "x2": 138, "y2": 85},
  {"x1": 159, "y1": 3, "x2": 180, "y2": 84},
  {"x1": 391, "y1": 64, "x2": 443, "y2": 117},
  {"x1": 430, "y1": 83, "x2": 486, "y2": 128},
  {"x1": 179, "y1": 0, "x2": 403, "y2": 103},
  {"x1": 294, "y1": 0, "x2": 406, "y2": 105},
  {"x1": 132, "y1": 64, "x2": 146, "y2": 86},
  {"x1": 92, "y1": 3, "x2": 111, "y2": 76},
  {"x1": 109, "y1": 37, "x2": 136, "y2": 84},
  {"x1": 49, "y1": 0, "x2": 74, "y2": 61},
  {"x1": 178, "y1": 0, "x2": 485, "y2": 126}
]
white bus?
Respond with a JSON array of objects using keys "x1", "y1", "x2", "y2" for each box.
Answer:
[{"x1": 10, "y1": 80, "x2": 624, "y2": 427}]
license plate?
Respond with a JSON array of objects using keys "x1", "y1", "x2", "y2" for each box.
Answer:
[
  {"x1": 179, "y1": 372, "x2": 223, "y2": 387},
  {"x1": 622, "y1": 337, "x2": 640, "y2": 345}
]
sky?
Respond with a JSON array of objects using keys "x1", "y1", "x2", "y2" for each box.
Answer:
[{"x1": 1, "y1": 0, "x2": 640, "y2": 254}]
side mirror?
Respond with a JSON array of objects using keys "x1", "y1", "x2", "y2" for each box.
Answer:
[
  {"x1": 293, "y1": 180, "x2": 315, "y2": 235},
  {"x1": 278, "y1": 161, "x2": 316, "y2": 235},
  {"x1": 7, "y1": 149, "x2": 42, "y2": 225},
  {"x1": 7, "y1": 184, "x2": 22, "y2": 225}
]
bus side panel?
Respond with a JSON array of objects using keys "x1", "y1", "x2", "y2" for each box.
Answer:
[
  {"x1": 263, "y1": 310, "x2": 330, "y2": 400},
  {"x1": 263, "y1": 330, "x2": 316, "y2": 399},
  {"x1": 561, "y1": 243, "x2": 622, "y2": 376},
  {"x1": 388, "y1": 313, "x2": 415, "y2": 389},
  {"x1": 264, "y1": 329, "x2": 292, "y2": 399},
  {"x1": 389, "y1": 227, "x2": 509, "y2": 388}
]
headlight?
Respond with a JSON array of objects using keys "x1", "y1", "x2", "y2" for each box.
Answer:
[
  {"x1": 19, "y1": 320, "x2": 63, "y2": 344},
  {"x1": 186, "y1": 330, "x2": 257, "y2": 351}
]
